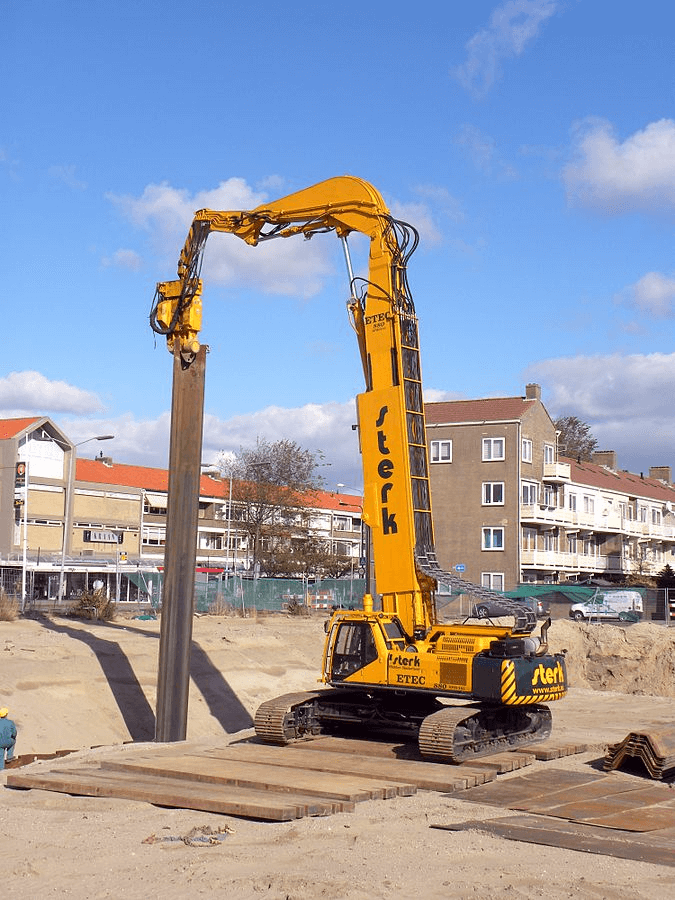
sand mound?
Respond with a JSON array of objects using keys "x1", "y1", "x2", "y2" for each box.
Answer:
[{"x1": 548, "y1": 619, "x2": 675, "y2": 697}]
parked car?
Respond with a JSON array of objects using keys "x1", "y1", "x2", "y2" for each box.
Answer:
[
  {"x1": 472, "y1": 596, "x2": 550, "y2": 619},
  {"x1": 569, "y1": 590, "x2": 643, "y2": 623}
]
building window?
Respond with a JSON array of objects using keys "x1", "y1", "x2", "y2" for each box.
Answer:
[
  {"x1": 568, "y1": 493, "x2": 577, "y2": 512},
  {"x1": 481, "y1": 572, "x2": 504, "y2": 591},
  {"x1": 142, "y1": 526, "x2": 165, "y2": 546},
  {"x1": 522, "y1": 526, "x2": 537, "y2": 550},
  {"x1": 332, "y1": 540, "x2": 352, "y2": 556},
  {"x1": 543, "y1": 485, "x2": 556, "y2": 507},
  {"x1": 652, "y1": 508, "x2": 662, "y2": 526},
  {"x1": 199, "y1": 532, "x2": 223, "y2": 550},
  {"x1": 543, "y1": 530, "x2": 557, "y2": 552},
  {"x1": 522, "y1": 439, "x2": 532, "y2": 463},
  {"x1": 567, "y1": 533, "x2": 577, "y2": 553},
  {"x1": 639, "y1": 505, "x2": 648, "y2": 523},
  {"x1": 521, "y1": 481, "x2": 538, "y2": 505},
  {"x1": 482, "y1": 437, "x2": 505, "y2": 461},
  {"x1": 583, "y1": 495, "x2": 595, "y2": 515},
  {"x1": 430, "y1": 439, "x2": 452, "y2": 463},
  {"x1": 482, "y1": 527, "x2": 504, "y2": 550},
  {"x1": 482, "y1": 482, "x2": 504, "y2": 505},
  {"x1": 544, "y1": 443, "x2": 555, "y2": 464},
  {"x1": 334, "y1": 515, "x2": 352, "y2": 531}
]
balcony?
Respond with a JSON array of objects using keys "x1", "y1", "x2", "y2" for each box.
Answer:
[
  {"x1": 521, "y1": 504, "x2": 578, "y2": 528},
  {"x1": 521, "y1": 503, "x2": 675, "y2": 544},
  {"x1": 520, "y1": 549, "x2": 628, "y2": 575},
  {"x1": 543, "y1": 462, "x2": 571, "y2": 483}
]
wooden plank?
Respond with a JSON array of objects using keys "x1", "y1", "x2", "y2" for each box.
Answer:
[
  {"x1": 80, "y1": 767, "x2": 346, "y2": 817},
  {"x1": 70, "y1": 767, "x2": 352, "y2": 816},
  {"x1": 292, "y1": 736, "x2": 422, "y2": 760},
  {"x1": 204, "y1": 743, "x2": 488, "y2": 791},
  {"x1": 445, "y1": 768, "x2": 607, "y2": 804},
  {"x1": 431, "y1": 814, "x2": 675, "y2": 867},
  {"x1": 6, "y1": 769, "x2": 311, "y2": 821},
  {"x1": 519, "y1": 778, "x2": 675, "y2": 814},
  {"x1": 530, "y1": 741, "x2": 592, "y2": 760},
  {"x1": 580, "y1": 805, "x2": 675, "y2": 832},
  {"x1": 293, "y1": 735, "x2": 589, "y2": 764},
  {"x1": 100, "y1": 754, "x2": 402, "y2": 802},
  {"x1": 468, "y1": 752, "x2": 536, "y2": 774}
]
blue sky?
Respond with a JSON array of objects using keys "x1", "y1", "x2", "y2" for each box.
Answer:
[{"x1": 2, "y1": 1, "x2": 675, "y2": 489}]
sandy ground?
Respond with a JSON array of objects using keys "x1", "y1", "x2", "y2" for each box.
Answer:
[{"x1": 1, "y1": 611, "x2": 675, "y2": 899}]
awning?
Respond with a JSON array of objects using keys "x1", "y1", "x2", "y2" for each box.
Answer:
[{"x1": 145, "y1": 492, "x2": 168, "y2": 508}]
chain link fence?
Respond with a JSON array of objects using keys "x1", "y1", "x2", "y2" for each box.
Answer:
[{"x1": 194, "y1": 576, "x2": 366, "y2": 614}]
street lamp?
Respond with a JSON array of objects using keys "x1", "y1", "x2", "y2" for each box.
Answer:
[{"x1": 58, "y1": 434, "x2": 115, "y2": 602}]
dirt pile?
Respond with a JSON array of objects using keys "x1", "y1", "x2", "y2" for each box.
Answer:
[{"x1": 548, "y1": 620, "x2": 675, "y2": 697}]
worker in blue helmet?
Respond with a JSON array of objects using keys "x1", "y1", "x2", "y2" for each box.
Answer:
[{"x1": 0, "y1": 708, "x2": 17, "y2": 769}]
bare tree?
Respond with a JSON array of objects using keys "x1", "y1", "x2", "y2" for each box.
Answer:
[
  {"x1": 554, "y1": 415, "x2": 598, "y2": 462},
  {"x1": 259, "y1": 533, "x2": 351, "y2": 579},
  {"x1": 218, "y1": 438, "x2": 326, "y2": 575}
]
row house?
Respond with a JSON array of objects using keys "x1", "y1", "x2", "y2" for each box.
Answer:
[
  {"x1": 425, "y1": 385, "x2": 675, "y2": 591},
  {"x1": 520, "y1": 452, "x2": 675, "y2": 584},
  {"x1": 0, "y1": 417, "x2": 362, "y2": 602}
]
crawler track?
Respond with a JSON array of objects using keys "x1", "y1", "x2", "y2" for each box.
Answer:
[
  {"x1": 255, "y1": 691, "x2": 553, "y2": 764},
  {"x1": 418, "y1": 704, "x2": 552, "y2": 763},
  {"x1": 254, "y1": 691, "x2": 327, "y2": 744}
]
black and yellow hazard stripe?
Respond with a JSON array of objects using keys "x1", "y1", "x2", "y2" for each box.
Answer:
[{"x1": 500, "y1": 660, "x2": 566, "y2": 705}]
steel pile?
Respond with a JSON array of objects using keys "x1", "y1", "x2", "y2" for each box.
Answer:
[{"x1": 604, "y1": 725, "x2": 675, "y2": 780}]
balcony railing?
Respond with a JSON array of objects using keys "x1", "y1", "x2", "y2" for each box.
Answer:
[
  {"x1": 543, "y1": 462, "x2": 571, "y2": 482},
  {"x1": 520, "y1": 548, "x2": 669, "y2": 576},
  {"x1": 521, "y1": 504, "x2": 675, "y2": 541}
]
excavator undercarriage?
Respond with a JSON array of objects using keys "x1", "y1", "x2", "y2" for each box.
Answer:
[{"x1": 254, "y1": 688, "x2": 553, "y2": 763}]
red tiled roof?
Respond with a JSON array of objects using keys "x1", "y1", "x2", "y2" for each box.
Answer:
[
  {"x1": 76, "y1": 457, "x2": 363, "y2": 510},
  {"x1": 425, "y1": 397, "x2": 534, "y2": 424},
  {"x1": 304, "y1": 490, "x2": 362, "y2": 513},
  {"x1": 77, "y1": 458, "x2": 170, "y2": 492},
  {"x1": 0, "y1": 417, "x2": 42, "y2": 439},
  {"x1": 563, "y1": 456, "x2": 675, "y2": 502}
]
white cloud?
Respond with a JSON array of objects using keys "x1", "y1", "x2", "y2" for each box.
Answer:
[
  {"x1": 109, "y1": 177, "x2": 460, "y2": 298},
  {"x1": 453, "y1": 0, "x2": 558, "y2": 97},
  {"x1": 201, "y1": 400, "x2": 361, "y2": 488},
  {"x1": 423, "y1": 387, "x2": 466, "y2": 403},
  {"x1": 454, "y1": 125, "x2": 519, "y2": 178},
  {"x1": 101, "y1": 248, "x2": 143, "y2": 270},
  {"x1": 59, "y1": 411, "x2": 173, "y2": 469},
  {"x1": 413, "y1": 185, "x2": 465, "y2": 224},
  {"x1": 525, "y1": 352, "x2": 675, "y2": 471},
  {"x1": 388, "y1": 200, "x2": 443, "y2": 246},
  {"x1": 0, "y1": 371, "x2": 104, "y2": 415},
  {"x1": 59, "y1": 400, "x2": 363, "y2": 488},
  {"x1": 563, "y1": 118, "x2": 675, "y2": 212},
  {"x1": 619, "y1": 272, "x2": 675, "y2": 318},
  {"x1": 108, "y1": 178, "x2": 336, "y2": 299},
  {"x1": 48, "y1": 164, "x2": 87, "y2": 191}
]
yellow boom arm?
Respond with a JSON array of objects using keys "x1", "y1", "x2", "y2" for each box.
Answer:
[{"x1": 151, "y1": 176, "x2": 503, "y2": 640}]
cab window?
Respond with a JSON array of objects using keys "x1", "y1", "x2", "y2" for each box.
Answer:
[{"x1": 331, "y1": 623, "x2": 378, "y2": 680}]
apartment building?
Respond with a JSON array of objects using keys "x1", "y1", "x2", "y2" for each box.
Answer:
[
  {"x1": 426, "y1": 385, "x2": 675, "y2": 591},
  {"x1": 0, "y1": 417, "x2": 362, "y2": 602}
]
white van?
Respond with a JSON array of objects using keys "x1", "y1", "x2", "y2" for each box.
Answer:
[{"x1": 569, "y1": 590, "x2": 643, "y2": 622}]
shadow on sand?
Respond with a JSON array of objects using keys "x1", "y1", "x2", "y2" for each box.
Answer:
[{"x1": 38, "y1": 616, "x2": 253, "y2": 742}]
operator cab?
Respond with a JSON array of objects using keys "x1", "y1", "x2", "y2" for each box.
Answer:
[{"x1": 329, "y1": 621, "x2": 378, "y2": 680}]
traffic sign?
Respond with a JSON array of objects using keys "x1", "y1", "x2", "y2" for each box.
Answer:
[{"x1": 454, "y1": 564, "x2": 466, "y2": 572}]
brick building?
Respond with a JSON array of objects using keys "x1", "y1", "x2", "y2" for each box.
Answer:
[
  {"x1": 425, "y1": 385, "x2": 675, "y2": 591},
  {"x1": 0, "y1": 417, "x2": 362, "y2": 604}
]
